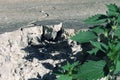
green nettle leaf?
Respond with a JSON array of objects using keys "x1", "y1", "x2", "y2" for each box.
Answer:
[
  {"x1": 71, "y1": 31, "x2": 97, "y2": 43},
  {"x1": 84, "y1": 14, "x2": 108, "y2": 24},
  {"x1": 106, "y1": 4, "x2": 119, "y2": 12},
  {"x1": 100, "y1": 42, "x2": 108, "y2": 51},
  {"x1": 115, "y1": 27, "x2": 120, "y2": 38},
  {"x1": 114, "y1": 53, "x2": 120, "y2": 74},
  {"x1": 90, "y1": 41, "x2": 106, "y2": 53},
  {"x1": 114, "y1": 60, "x2": 120, "y2": 74},
  {"x1": 87, "y1": 48, "x2": 99, "y2": 55},
  {"x1": 62, "y1": 61, "x2": 79, "y2": 71},
  {"x1": 106, "y1": 4, "x2": 120, "y2": 17},
  {"x1": 108, "y1": 43, "x2": 120, "y2": 61},
  {"x1": 117, "y1": 15, "x2": 120, "y2": 23},
  {"x1": 115, "y1": 43, "x2": 120, "y2": 51},
  {"x1": 108, "y1": 51, "x2": 116, "y2": 61},
  {"x1": 75, "y1": 60, "x2": 106, "y2": 80},
  {"x1": 91, "y1": 26, "x2": 105, "y2": 35},
  {"x1": 57, "y1": 75, "x2": 72, "y2": 80},
  {"x1": 62, "y1": 62, "x2": 71, "y2": 71},
  {"x1": 107, "y1": 11, "x2": 119, "y2": 17},
  {"x1": 71, "y1": 61, "x2": 79, "y2": 69}
]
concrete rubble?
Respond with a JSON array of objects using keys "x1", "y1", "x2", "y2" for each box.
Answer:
[{"x1": 0, "y1": 22, "x2": 82, "y2": 80}]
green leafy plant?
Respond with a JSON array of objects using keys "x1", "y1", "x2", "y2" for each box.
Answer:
[
  {"x1": 74, "y1": 60, "x2": 106, "y2": 80},
  {"x1": 55, "y1": 61, "x2": 79, "y2": 80},
  {"x1": 55, "y1": 3, "x2": 120, "y2": 80}
]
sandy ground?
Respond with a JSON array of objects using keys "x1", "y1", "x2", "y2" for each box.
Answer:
[{"x1": 0, "y1": 0, "x2": 120, "y2": 33}]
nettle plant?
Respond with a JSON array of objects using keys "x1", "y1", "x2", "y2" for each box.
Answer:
[{"x1": 55, "y1": 4, "x2": 120, "y2": 80}]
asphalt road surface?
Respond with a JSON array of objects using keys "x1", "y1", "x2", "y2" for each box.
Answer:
[{"x1": 0, "y1": 0, "x2": 120, "y2": 33}]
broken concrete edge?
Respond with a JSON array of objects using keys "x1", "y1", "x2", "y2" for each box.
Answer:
[
  {"x1": 0, "y1": 22, "x2": 80, "y2": 47},
  {"x1": 0, "y1": 22, "x2": 88, "y2": 57},
  {"x1": 0, "y1": 21, "x2": 89, "y2": 56},
  {"x1": 0, "y1": 22, "x2": 84, "y2": 80}
]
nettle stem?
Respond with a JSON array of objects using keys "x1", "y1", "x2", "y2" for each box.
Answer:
[{"x1": 106, "y1": 75, "x2": 109, "y2": 80}]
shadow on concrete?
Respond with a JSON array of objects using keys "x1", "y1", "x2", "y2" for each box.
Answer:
[
  {"x1": 23, "y1": 40, "x2": 75, "y2": 80},
  {"x1": 23, "y1": 40, "x2": 73, "y2": 61}
]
